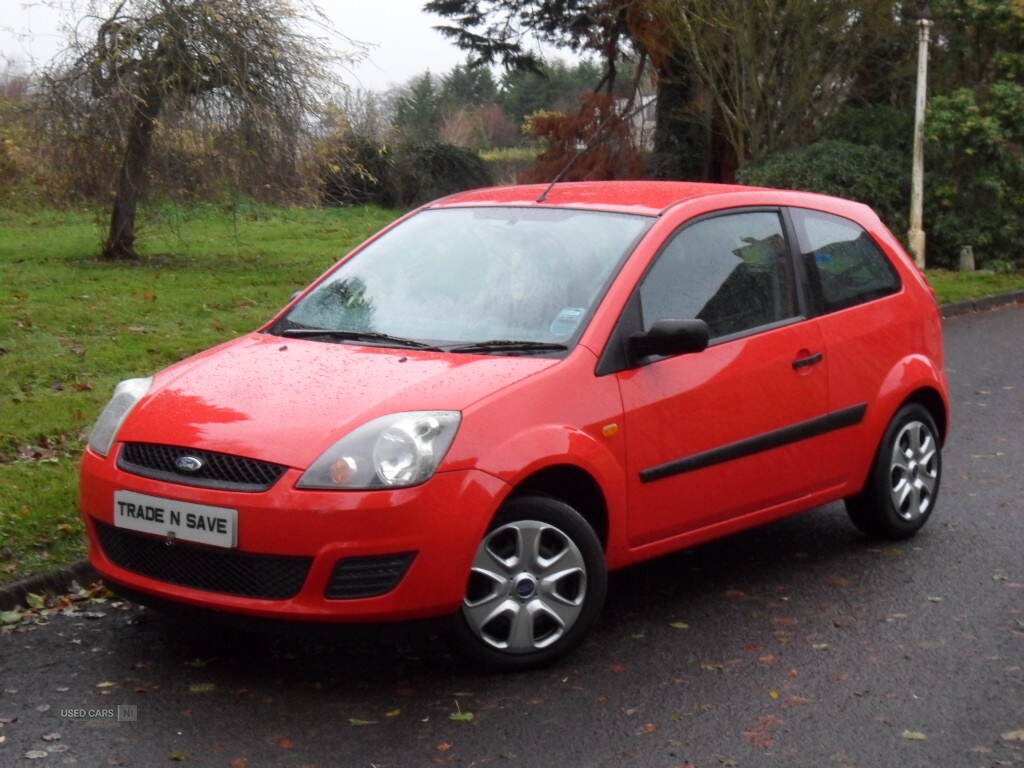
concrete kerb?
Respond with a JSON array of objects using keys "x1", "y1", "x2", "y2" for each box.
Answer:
[
  {"x1": 1, "y1": 289, "x2": 1022, "y2": 612},
  {"x1": 0, "y1": 559, "x2": 98, "y2": 612},
  {"x1": 940, "y1": 289, "x2": 1024, "y2": 318}
]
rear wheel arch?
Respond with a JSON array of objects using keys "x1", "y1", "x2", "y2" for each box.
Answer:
[{"x1": 902, "y1": 386, "x2": 948, "y2": 445}]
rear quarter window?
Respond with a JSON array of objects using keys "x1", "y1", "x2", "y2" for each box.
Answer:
[{"x1": 790, "y1": 208, "x2": 901, "y2": 314}]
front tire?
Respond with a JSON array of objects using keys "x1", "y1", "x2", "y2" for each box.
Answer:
[
  {"x1": 453, "y1": 495, "x2": 607, "y2": 670},
  {"x1": 846, "y1": 403, "x2": 942, "y2": 539}
]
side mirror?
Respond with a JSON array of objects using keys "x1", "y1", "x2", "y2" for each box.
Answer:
[{"x1": 628, "y1": 319, "x2": 710, "y2": 362}]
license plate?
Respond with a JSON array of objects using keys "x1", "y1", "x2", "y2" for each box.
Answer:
[{"x1": 113, "y1": 490, "x2": 237, "y2": 548}]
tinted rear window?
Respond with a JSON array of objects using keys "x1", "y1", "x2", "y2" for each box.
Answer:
[{"x1": 790, "y1": 208, "x2": 900, "y2": 313}]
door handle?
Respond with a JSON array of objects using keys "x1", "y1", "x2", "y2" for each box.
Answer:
[{"x1": 792, "y1": 352, "x2": 823, "y2": 370}]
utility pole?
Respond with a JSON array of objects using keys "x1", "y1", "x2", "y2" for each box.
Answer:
[{"x1": 908, "y1": 6, "x2": 932, "y2": 269}]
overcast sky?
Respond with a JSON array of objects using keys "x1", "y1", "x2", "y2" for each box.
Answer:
[{"x1": 0, "y1": 0, "x2": 555, "y2": 91}]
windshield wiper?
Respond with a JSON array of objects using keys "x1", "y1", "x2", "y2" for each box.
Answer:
[
  {"x1": 445, "y1": 339, "x2": 569, "y2": 355},
  {"x1": 278, "y1": 328, "x2": 443, "y2": 350}
]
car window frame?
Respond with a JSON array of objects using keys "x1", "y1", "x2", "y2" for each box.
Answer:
[
  {"x1": 596, "y1": 206, "x2": 810, "y2": 376},
  {"x1": 782, "y1": 206, "x2": 903, "y2": 317}
]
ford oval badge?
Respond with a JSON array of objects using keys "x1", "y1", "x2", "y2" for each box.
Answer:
[{"x1": 175, "y1": 455, "x2": 204, "y2": 473}]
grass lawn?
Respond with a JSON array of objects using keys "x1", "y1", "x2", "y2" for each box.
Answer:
[
  {"x1": 1, "y1": 203, "x2": 1021, "y2": 586},
  {"x1": 924, "y1": 269, "x2": 1024, "y2": 303},
  {"x1": 0, "y1": 203, "x2": 399, "y2": 584}
]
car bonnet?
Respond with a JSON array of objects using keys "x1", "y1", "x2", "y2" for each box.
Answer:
[{"x1": 115, "y1": 332, "x2": 559, "y2": 469}]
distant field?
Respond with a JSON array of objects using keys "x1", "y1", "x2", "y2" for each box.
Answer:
[
  {"x1": 0, "y1": 203, "x2": 399, "y2": 583},
  {"x1": 1, "y1": 203, "x2": 1022, "y2": 586}
]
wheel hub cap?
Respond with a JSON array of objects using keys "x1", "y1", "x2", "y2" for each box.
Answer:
[
  {"x1": 889, "y1": 420, "x2": 939, "y2": 521},
  {"x1": 462, "y1": 519, "x2": 588, "y2": 654}
]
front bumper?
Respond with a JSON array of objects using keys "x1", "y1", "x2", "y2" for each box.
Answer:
[{"x1": 80, "y1": 446, "x2": 507, "y2": 622}]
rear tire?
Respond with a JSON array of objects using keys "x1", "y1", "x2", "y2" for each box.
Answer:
[
  {"x1": 846, "y1": 403, "x2": 942, "y2": 539},
  {"x1": 453, "y1": 495, "x2": 606, "y2": 670}
]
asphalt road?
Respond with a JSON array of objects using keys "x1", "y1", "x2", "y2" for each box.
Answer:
[{"x1": 1, "y1": 305, "x2": 1022, "y2": 768}]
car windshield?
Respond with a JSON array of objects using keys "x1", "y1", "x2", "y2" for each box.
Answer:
[{"x1": 270, "y1": 207, "x2": 651, "y2": 351}]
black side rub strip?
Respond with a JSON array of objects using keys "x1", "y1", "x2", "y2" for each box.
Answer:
[{"x1": 640, "y1": 403, "x2": 868, "y2": 483}]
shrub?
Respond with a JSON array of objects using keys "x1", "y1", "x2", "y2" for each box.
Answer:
[
  {"x1": 925, "y1": 81, "x2": 1024, "y2": 269},
  {"x1": 822, "y1": 105, "x2": 913, "y2": 155},
  {"x1": 737, "y1": 140, "x2": 909, "y2": 239},
  {"x1": 386, "y1": 141, "x2": 493, "y2": 207},
  {"x1": 321, "y1": 133, "x2": 393, "y2": 207}
]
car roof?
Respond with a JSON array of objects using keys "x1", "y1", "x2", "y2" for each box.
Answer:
[{"x1": 429, "y1": 180, "x2": 772, "y2": 217}]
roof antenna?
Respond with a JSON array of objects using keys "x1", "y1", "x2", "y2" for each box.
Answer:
[{"x1": 535, "y1": 99, "x2": 646, "y2": 203}]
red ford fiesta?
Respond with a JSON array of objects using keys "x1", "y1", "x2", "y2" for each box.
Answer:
[{"x1": 80, "y1": 182, "x2": 949, "y2": 668}]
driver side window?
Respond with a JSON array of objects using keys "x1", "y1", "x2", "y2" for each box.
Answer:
[{"x1": 639, "y1": 211, "x2": 797, "y2": 340}]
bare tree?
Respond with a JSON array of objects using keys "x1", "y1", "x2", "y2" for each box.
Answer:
[
  {"x1": 644, "y1": 0, "x2": 897, "y2": 167},
  {"x1": 41, "y1": 0, "x2": 351, "y2": 260}
]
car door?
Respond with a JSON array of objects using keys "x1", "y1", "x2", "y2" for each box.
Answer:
[{"x1": 610, "y1": 209, "x2": 839, "y2": 548}]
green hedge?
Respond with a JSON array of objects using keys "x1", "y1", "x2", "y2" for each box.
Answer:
[{"x1": 737, "y1": 140, "x2": 910, "y2": 240}]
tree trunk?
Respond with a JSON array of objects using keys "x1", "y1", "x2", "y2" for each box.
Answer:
[
  {"x1": 102, "y1": 90, "x2": 162, "y2": 261},
  {"x1": 649, "y1": 55, "x2": 709, "y2": 181}
]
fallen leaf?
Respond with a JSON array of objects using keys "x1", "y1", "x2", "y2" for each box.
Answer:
[
  {"x1": 639, "y1": 722, "x2": 658, "y2": 734},
  {"x1": 901, "y1": 730, "x2": 927, "y2": 741},
  {"x1": 0, "y1": 611, "x2": 22, "y2": 626},
  {"x1": 385, "y1": 709, "x2": 401, "y2": 718},
  {"x1": 348, "y1": 718, "x2": 377, "y2": 727},
  {"x1": 1002, "y1": 729, "x2": 1024, "y2": 742},
  {"x1": 168, "y1": 751, "x2": 191, "y2": 761},
  {"x1": 229, "y1": 759, "x2": 248, "y2": 768},
  {"x1": 610, "y1": 664, "x2": 626, "y2": 673},
  {"x1": 927, "y1": 596, "x2": 943, "y2": 603},
  {"x1": 669, "y1": 621, "x2": 689, "y2": 630},
  {"x1": 449, "y1": 711, "x2": 475, "y2": 722},
  {"x1": 812, "y1": 643, "x2": 831, "y2": 651},
  {"x1": 96, "y1": 681, "x2": 118, "y2": 689},
  {"x1": 188, "y1": 683, "x2": 215, "y2": 694},
  {"x1": 725, "y1": 589, "x2": 749, "y2": 599},
  {"x1": 25, "y1": 593, "x2": 45, "y2": 610},
  {"x1": 768, "y1": 690, "x2": 781, "y2": 700},
  {"x1": 276, "y1": 738, "x2": 294, "y2": 749},
  {"x1": 436, "y1": 742, "x2": 452, "y2": 752},
  {"x1": 41, "y1": 732, "x2": 61, "y2": 742},
  {"x1": 25, "y1": 750, "x2": 49, "y2": 759}
]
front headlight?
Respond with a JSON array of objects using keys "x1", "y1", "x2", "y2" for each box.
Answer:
[
  {"x1": 87, "y1": 377, "x2": 153, "y2": 457},
  {"x1": 297, "y1": 411, "x2": 461, "y2": 490}
]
